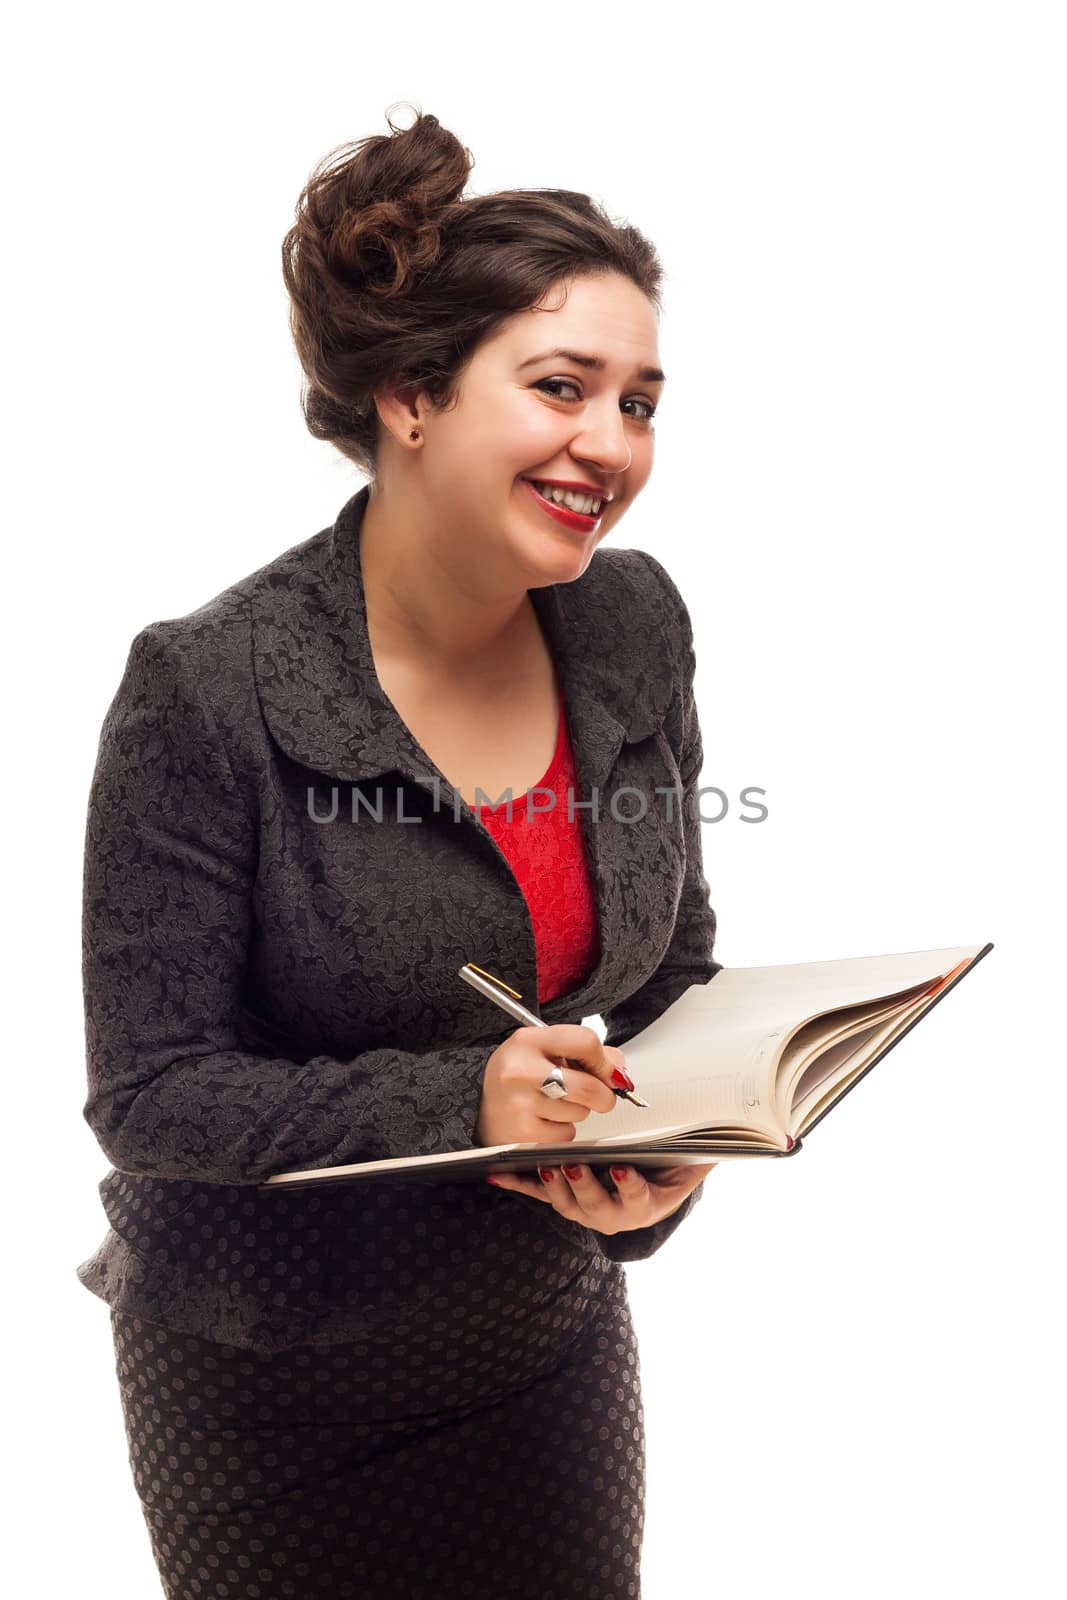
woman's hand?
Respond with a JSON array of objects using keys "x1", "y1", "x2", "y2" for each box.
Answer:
[
  {"x1": 487, "y1": 1160, "x2": 718, "y2": 1234},
  {"x1": 475, "y1": 1023, "x2": 630, "y2": 1149}
]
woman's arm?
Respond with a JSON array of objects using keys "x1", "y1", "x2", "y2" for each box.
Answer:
[
  {"x1": 81, "y1": 625, "x2": 494, "y2": 1187},
  {"x1": 593, "y1": 551, "x2": 723, "y2": 1262}
]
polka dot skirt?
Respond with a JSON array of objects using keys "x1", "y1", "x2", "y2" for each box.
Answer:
[{"x1": 109, "y1": 1251, "x2": 646, "y2": 1598}]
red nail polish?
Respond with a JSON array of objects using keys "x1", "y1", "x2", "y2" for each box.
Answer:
[
  {"x1": 610, "y1": 1166, "x2": 629, "y2": 1182},
  {"x1": 610, "y1": 1066, "x2": 635, "y2": 1091},
  {"x1": 538, "y1": 1166, "x2": 555, "y2": 1182},
  {"x1": 486, "y1": 1176, "x2": 502, "y2": 1185},
  {"x1": 563, "y1": 1164, "x2": 583, "y2": 1180}
]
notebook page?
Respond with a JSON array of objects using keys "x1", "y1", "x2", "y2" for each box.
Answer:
[{"x1": 582, "y1": 946, "x2": 985, "y2": 1145}]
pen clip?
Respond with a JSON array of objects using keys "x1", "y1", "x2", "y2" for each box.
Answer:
[{"x1": 462, "y1": 961, "x2": 523, "y2": 1001}]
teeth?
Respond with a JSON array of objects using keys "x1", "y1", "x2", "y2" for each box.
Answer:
[{"x1": 532, "y1": 481, "x2": 603, "y2": 516}]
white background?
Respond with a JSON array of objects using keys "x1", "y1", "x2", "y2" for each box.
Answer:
[{"x1": 5, "y1": 2, "x2": 1063, "y2": 1594}]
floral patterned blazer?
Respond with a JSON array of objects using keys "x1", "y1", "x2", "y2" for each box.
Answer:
[{"x1": 77, "y1": 484, "x2": 723, "y2": 1351}]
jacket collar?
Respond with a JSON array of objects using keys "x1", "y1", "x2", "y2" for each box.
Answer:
[{"x1": 250, "y1": 484, "x2": 672, "y2": 804}]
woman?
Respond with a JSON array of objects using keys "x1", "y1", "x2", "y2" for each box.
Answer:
[{"x1": 76, "y1": 107, "x2": 721, "y2": 1599}]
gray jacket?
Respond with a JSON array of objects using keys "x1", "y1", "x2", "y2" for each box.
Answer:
[{"x1": 76, "y1": 484, "x2": 723, "y2": 1351}]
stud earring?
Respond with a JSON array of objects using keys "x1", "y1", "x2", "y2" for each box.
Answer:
[{"x1": 410, "y1": 429, "x2": 420, "y2": 441}]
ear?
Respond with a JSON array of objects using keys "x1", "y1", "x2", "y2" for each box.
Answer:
[{"x1": 373, "y1": 383, "x2": 427, "y2": 448}]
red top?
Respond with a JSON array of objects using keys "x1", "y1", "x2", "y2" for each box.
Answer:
[{"x1": 472, "y1": 690, "x2": 601, "y2": 1004}]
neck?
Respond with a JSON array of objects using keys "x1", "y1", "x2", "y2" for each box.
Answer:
[{"x1": 358, "y1": 480, "x2": 538, "y2": 679}]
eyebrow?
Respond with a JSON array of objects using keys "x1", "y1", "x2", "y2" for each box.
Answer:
[{"x1": 516, "y1": 347, "x2": 666, "y2": 384}]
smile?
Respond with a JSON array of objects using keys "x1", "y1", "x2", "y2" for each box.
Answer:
[{"x1": 522, "y1": 480, "x2": 605, "y2": 530}]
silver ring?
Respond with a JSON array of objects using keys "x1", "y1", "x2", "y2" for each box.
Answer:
[{"x1": 539, "y1": 1063, "x2": 568, "y2": 1100}]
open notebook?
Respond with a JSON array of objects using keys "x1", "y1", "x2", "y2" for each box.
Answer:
[{"x1": 260, "y1": 941, "x2": 993, "y2": 1190}]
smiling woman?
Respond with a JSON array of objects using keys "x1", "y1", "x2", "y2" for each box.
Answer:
[
  {"x1": 78, "y1": 100, "x2": 721, "y2": 1600},
  {"x1": 354, "y1": 266, "x2": 664, "y2": 575}
]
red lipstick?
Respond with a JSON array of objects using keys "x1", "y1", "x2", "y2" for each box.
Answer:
[{"x1": 522, "y1": 479, "x2": 604, "y2": 532}]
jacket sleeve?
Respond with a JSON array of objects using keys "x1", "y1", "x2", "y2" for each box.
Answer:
[
  {"x1": 81, "y1": 625, "x2": 494, "y2": 1187},
  {"x1": 592, "y1": 551, "x2": 724, "y2": 1262}
]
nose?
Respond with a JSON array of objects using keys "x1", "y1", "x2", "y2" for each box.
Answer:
[{"x1": 568, "y1": 406, "x2": 633, "y2": 476}]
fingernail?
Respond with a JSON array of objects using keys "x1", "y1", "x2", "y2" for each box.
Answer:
[
  {"x1": 563, "y1": 1164, "x2": 583, "y2": 1180},
  {"x1": 610, "y1": 1166, "x2": 629, "y2": 1182},
  {"x1": 486, "y1": 1176, "x2": 502, "y2": 1185},
  {"x1": 538, "y1": 1166, "x2": 555, "y2": 1183},
  {"x1": 610, "y1": 1066, "x2": 635, "y2": 1091}
]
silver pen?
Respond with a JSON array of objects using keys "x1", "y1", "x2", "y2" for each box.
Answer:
[{"x1": 459, "y1": 961, "x2": 650, "y2": 1108}]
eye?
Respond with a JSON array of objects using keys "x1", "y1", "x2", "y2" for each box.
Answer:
[
  {"x1": 533, "y1": 378, "x2": 658, "y2": 422},
  {"x1": 624, "y1": 397, "x2": 658, "y2": 422},
  {"x1": 534, "y1": 377, "x2": 582, "y2": 402}
]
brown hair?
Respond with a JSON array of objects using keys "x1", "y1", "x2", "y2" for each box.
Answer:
[{"x1": 281, "y1": 103, "x2": 665, "y2": 479}]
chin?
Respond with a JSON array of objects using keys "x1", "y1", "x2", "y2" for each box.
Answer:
[{"x1": 520, "y1": 533, "x2": 596, "y2": 581}]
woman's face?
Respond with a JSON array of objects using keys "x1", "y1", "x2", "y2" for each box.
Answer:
[{"x1": 416, "y1": 270, "x2": 665, "y2": 580}]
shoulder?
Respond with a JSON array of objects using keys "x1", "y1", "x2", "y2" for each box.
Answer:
[
  {"x1": 131, "y1": 524, "x2": 328, "y2": 669},
  {"x1": 580, "y1": 542, "x2": 696, "y2": 669},
  {"x1": 584, "y1": 545, "x2": 701, "y2": 758},
  {"x1": 611, "y1": 545, "x2": 694, "y2": 634},
  {"x1": 109, "y1": 522, "x2": 335, "y2": 781},
  {"x1": 120, "y1": 521, "x2": 333, "y2": 705}
]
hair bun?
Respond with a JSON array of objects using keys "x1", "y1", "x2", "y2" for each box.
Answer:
[
  {"x1": 282, "y1": 106, "x2": 662, "y2": 481},
  {"x1": 305, "y1": 106, "x2": 473, "y2": 299}
]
